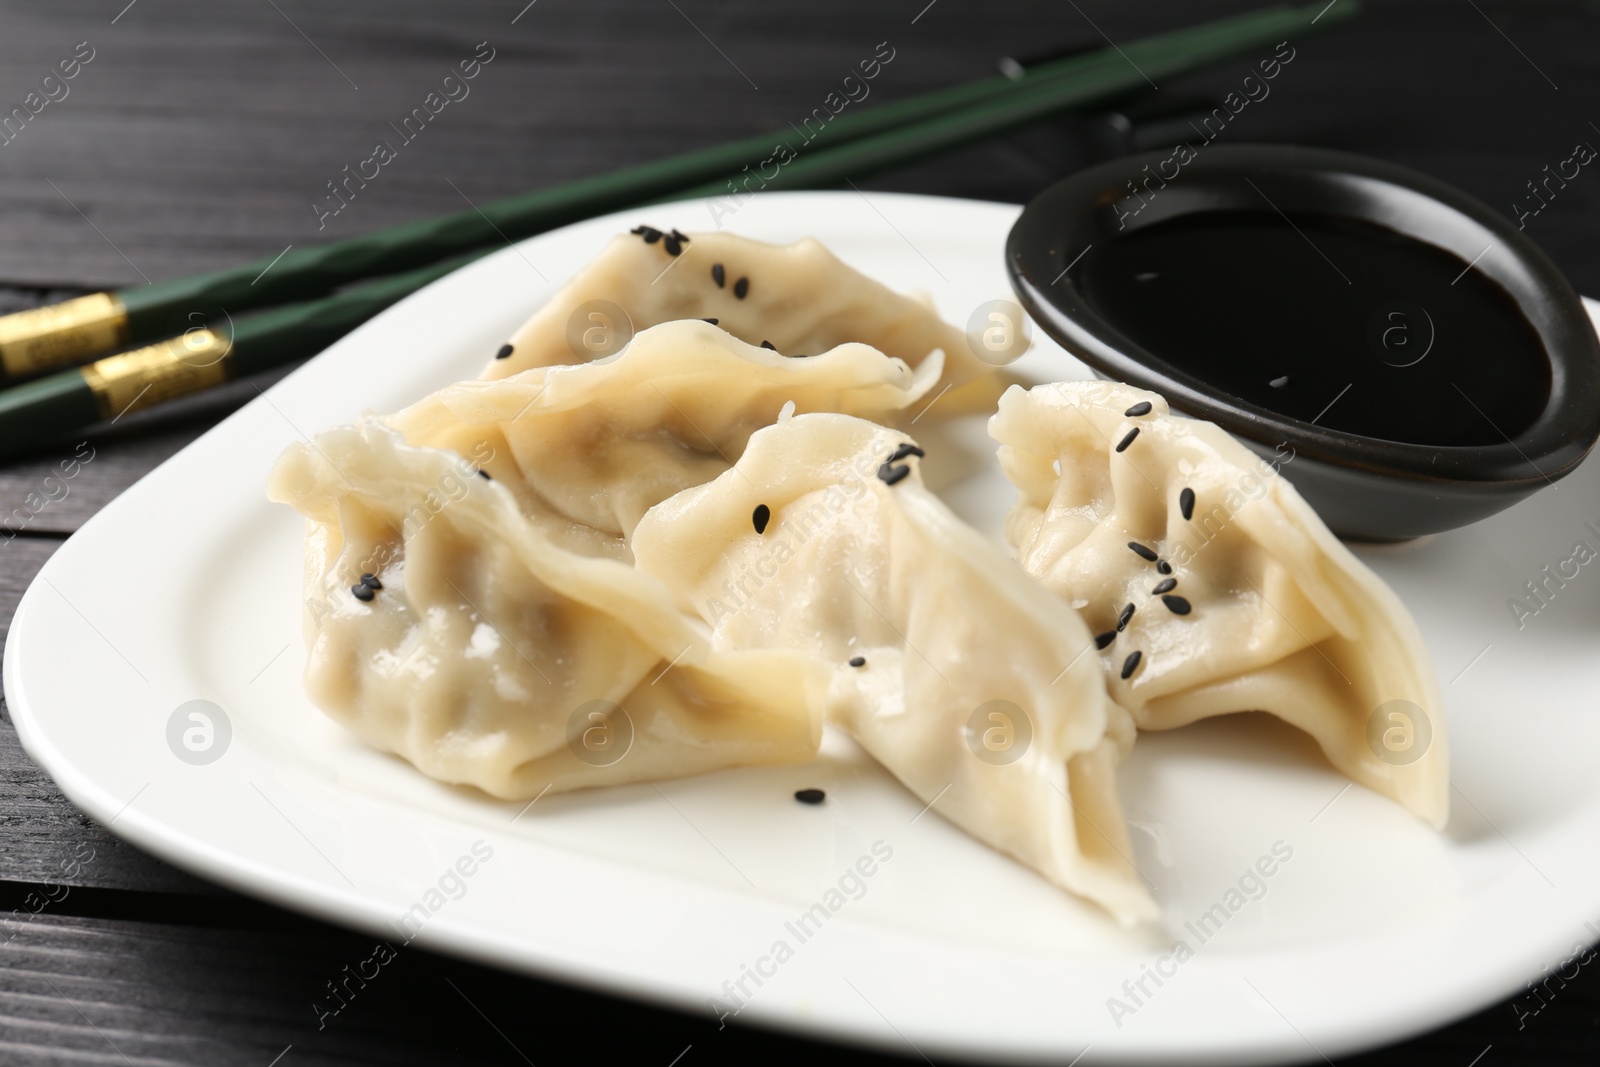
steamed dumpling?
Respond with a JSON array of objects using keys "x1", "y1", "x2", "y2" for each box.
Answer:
[
  {"x1": 481, "y1": 229, "x2": 999, "y2": 405},
  {"x1": 392, "y1": 319, "x2": 941, "y2": 560},
  {"x1": 266, "y1": 421, "x2": 823, "y2": 799},
  {"x1": 633, "y1": 412, "x2": 1156, "y2": 925},
  {"x1": 990, "y1": 381, "x2": 1448, "y2": 828}
]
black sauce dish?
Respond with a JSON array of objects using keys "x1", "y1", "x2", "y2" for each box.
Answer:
[{"x1": 1007, "y1": 144, "x2": 1600, "y2": 541}]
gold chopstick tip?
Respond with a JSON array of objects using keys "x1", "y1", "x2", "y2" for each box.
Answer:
[
  {"x1": 80, "y1": 328, "x2": 234, "y2": 421},
  {"x1": 0, "y1": 292, "x2": 130, "y2": 377}
]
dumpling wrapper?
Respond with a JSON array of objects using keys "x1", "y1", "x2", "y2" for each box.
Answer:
[
  {"x1": 633, "y1": 412, "x2": 1157, "y2": 925},
  {"x1": 990, "y1": 381, "x2": 1449, "y2": 828},
  {"x1": 391, "y1": 319, "x2": 941, "y2": 560},
  {"x1": 266, "y1": 421, "x2": 824, "y2": 800},
  {"x1": 481, "y1": 229, "x2": 999, "y2": 408}
]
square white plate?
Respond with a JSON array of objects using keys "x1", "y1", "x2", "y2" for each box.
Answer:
[{"x1": 9, "y1": 192, "x2": 1600, "y2": 1065}]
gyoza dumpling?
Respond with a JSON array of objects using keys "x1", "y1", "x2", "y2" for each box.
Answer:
[
  {"x1": 391, "y1": 319, "x2": 941, "y2": 560},
  {"x1": 633, "y1": 412, "x2": 1156, "y2": 925},
  {"x1": 480, "y1": 228, "x2": 998, "y2": 405},
  {"x1": 266, "y1": 420, "x2": 823, "y2": 799},
  {"x1": 990, "y1": 381, "x2": 1448, "y2": 828}
]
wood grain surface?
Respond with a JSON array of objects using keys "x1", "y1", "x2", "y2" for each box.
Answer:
[{"x1": 0, "y1": 1, "x2": 1596, "y2": 1063}]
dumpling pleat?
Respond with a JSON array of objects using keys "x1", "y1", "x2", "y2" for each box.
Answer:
[
  {"x1": 991, "y1": 381, "x2": 1449, "y2": 829},
  {"x1": 634, "y1": 411, "x2": 1159, "y2": 925}
]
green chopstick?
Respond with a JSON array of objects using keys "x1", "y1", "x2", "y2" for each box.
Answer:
[
  {"x1": 668, "y1": 0, "x2": 1358, "y2": 201},
  {"x1": 0, "y1": 2, "x2": 1347, "y2": 380},
  {"x1": 0, "y1": 254, "x2": 481, "y2": 459}
]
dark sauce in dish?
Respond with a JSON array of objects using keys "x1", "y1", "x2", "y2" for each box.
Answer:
[{"x1": 1076, "y1": 212, "x2": 1551, "y2": 446}]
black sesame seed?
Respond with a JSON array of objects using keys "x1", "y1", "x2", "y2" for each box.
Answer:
[
  {"x1": 1156, "y1": 560, "x2": 1173, "y2": 575},
  {"x1": 663, "y1": 235, "x2": 682, "y2": 256},
  {"x1": 849, "y1": 655, "x2": 866, "y2": 668},
  {"x1": 1179, "y1": 487, "x2": 1196, "y2": 521},
  {"x1": 733, "y1": 277, "x2": 749, "y2": 299},
  {"x1": 753, "y1": 503, "x2": 771, "y2": 534},
  {"x1": 477, "y1": 470, "x2": 491, "y2": 481},
  {"x1": 1121, "y1": 650, "x2": 1143, "y2": 679},
  {"x1": 795, "y1": 788, "x2": 826, "y2": 805},
  {"x1": 701, "y1": 317, "x2": 719, "y2": 325},
  {"x1": 1270, "y1": 375, "x2": 1290, "y2": 388},
  {"x1": 711, "y1": 263, "x2": 726, "y2": 288},
  {"x1": 351, "y1": 584, "x2": 374, "y2": 602},
  {"x1": 670, "y1": 228, "x2": 688, "y2": 244},
  {"x1": 1162, "y1": 595, "x2": 1192, "y2": 616},
  {"x1": 1094, "y1": 630, "x2": 1116, "y2": 650},
  {"x1": 1127, "y1": 541, "x2": 1158, "y2": 562},
  {"x1": 494, "y1": 343, "x2": 514, "y2": 360},
  {"x1": 760, "y1": 340, "x2": 776, "y2": 351},
  {"x1": 1123, "y1": 401, "x2": 1153, "y2": 417},
  {"x1": 631, "y1": 225, "x2": 663, "y2": 244},
  {"x1": 1117, "y1": 603, "x2": 1135, "y2": 631},
  {"x1": 1151, "y1": 577, "x2": 1177, "y2": 595},
  {"x1": 888, "y1": 442, "x2": 925, "y2": 463},
  {"x1": 359, "y1": 573, "x2": 382, "y2": 590},
  {"x1": 877, "y1": 462, "x2": 910, "y2": 486},
  {"x1": 1115, "y1": 427, "x2": 1140, "y2": 453}
]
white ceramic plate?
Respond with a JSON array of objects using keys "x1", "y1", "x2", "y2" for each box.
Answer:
[{"x1": 9, "y1": 192, "x2": 1600, "y2": 1065}]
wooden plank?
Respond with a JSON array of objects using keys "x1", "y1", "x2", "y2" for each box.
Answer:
[
  {"x1": 0, "y1": 0, "x2": 1590, "y2": 291},
  {"x1": 0, "y1": 0, "x2": 1075, "y2": 286},
  {"x1": 0, "y1": 912, "x2": 506, "y2": 1066},
  {"x1": 2, "y1": 0, "x2": 1585, "y2": 292},
  {"x1": 0, "y1": 720, "x2": 218, "y2": 896},
  {"x1": 0, "y1": 910, "x2": 1586, "y2": 1066},
  {"x1": 0, "y1": 912, "x2": 922, "y2": 1066}
]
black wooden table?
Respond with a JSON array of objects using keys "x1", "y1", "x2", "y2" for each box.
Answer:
[{"x1": 0, "y1": 2, "x2": 1596, "y2": 1063}]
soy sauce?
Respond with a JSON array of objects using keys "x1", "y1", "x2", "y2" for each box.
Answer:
[{"x1": 1076, "y1": 212, "x2": 1550, "y2": 446}]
